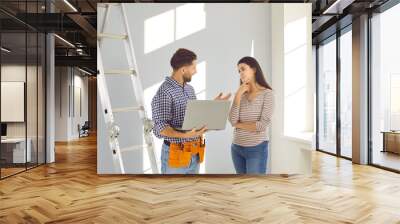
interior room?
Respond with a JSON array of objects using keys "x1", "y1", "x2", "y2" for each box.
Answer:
[
  {"x1": 0, "y1": 0, "x2": 399, "y2": 223},
  {"x1": 0, "y1": 17, "x2": 46, "y2": 178},
  {"x1": 97, "y1": 3, "x2": 314, "y2": 175}
]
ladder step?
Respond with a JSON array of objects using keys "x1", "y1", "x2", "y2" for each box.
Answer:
[
  {"x1": 113, "y1": 106, "x2": 144, "y2": 113},
  {"x1": 104, "y1": 69, "x2": 137, "y2": 76},
  {"x1": 98, "y1": 32, "x2": 127, "y2": 40},
  {"x1": 120, "y1": 144, "x2": 149, "y2": 153}
]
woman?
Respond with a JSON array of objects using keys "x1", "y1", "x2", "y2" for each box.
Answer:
[{"x1": 229, "y1": 56, "x2": 274, "y2": 174}]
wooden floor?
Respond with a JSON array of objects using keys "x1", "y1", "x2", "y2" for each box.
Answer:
[
  {"x1": 1, "y1": 135, "x2": 400, "y2": 223},
  {"x1": 0, "y1": 167, "x2": 26, "y2": 178}
]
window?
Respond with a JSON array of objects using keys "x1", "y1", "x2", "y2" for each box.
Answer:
[
  {"x1": 0, "y1": 1, "x2": 47, "y2": 179},
  {"x1": 317, "y1": 36, "x2": 337, "y2": 154},
  {"x1": 390, "y1": 74, "x2": 400, "y2": 130},
  {"x1": 340, "y1": 28, "x2": 352, "y2": 158},
  {"x1": 370, "y1": 2, "x2": 400, "y2": 171}
]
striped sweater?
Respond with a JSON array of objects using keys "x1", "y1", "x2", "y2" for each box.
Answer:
[{"x1": 229, "y1": 89, "x2": 274, "y2": 147}]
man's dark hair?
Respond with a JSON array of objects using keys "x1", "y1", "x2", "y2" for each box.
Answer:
[{"x1": 170, "y1": 48, "x2": 197, "y2": 70}]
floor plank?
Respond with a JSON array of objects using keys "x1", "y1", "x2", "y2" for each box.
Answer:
[{"x1": 0, "y1": 134, "x2": 400, "y2": 223}]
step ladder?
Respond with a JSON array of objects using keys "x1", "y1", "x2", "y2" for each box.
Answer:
[{"x1": 97, "y1": 3, "x2": 159, "y2": 174}]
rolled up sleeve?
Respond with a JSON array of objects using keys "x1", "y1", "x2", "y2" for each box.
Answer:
[
  {"x1": 255, "y1": 91, "x2": 274, "y2": 132},
  {"x1": 151, "y1": 91, "x2": 172, "y2": 138}
]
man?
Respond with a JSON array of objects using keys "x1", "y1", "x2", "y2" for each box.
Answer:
[{"x1": 151, "y1": 48, "x2": 231, "y2": 174}]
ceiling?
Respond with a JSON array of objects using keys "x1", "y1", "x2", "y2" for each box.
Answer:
[{"x1": 0, "y1": 0, "x2": 393, "y2": 73}]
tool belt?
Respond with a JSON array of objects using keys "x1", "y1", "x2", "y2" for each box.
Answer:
[{"x1": 164, "y1": 137, "x2": 205, "y2": 168}]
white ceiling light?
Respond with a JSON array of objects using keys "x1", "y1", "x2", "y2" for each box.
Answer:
[
  {"x1": 323, "y1": 0, "x2": 342, "y2": 14},
  {"x1": 54, "y1": 34, "x2": 75, "y2": 48},
  {"x1": 63, "y1": 0, "x2": 78, "y2": 12},
  {"x1": 323, "y1": 0, "x2": 354, "y2": 15},
  {"x1": 1, "y1": 47, "x2": 11, "y2": 53},
  {"x1": 78, "y1": 67, "x2": 93, "y2": 76}
]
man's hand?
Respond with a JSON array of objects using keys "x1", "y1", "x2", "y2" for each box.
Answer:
[
  {"x1": 185, "y1": 126, "x2": 207, "y2": 138},
  {"x1": 214, "y1": 92, "x2": 232, "y2": 100}
]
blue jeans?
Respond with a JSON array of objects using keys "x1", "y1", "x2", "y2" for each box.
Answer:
[
  {"x1": 161, "y1": 143, "x2": 200, "y2": 174},
  {"x1": 231, "y1": 141, "x2": 268, "y2": 174}
]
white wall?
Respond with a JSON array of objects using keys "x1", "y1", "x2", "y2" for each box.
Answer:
[
  {"x1": 1, "y1": 82, "x2": 24, "y2": 122},
  {"x1": 1, "y1": 66, "x2": 26, "y2": 129},
  {"x1": 55, "y1": 67, "x2": 69, "y2": 141},
  {"x1": 269, "y1": 4, "x2": 313, "y2": 174},
  {"x1": 1, "y1": 65, "x2": 37, "y2": 134},
  {"x1": 55, "y1": 67, "x2": 89, "y2": 141},
  {"x1": 71, "y1": 72, "x2": 89, "y2": 138},
  {"x1": 97, "y1": 3, "x2": 312, "y2": 174}
]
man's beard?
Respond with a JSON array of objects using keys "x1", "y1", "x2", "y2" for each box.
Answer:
[{"x1": 183, "y1": 75, "x2": 192, "y2": 83}]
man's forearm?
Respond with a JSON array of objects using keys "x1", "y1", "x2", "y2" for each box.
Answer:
[
  {"x1": 235, "y1": 122, "x2": 257, "y2": 132},
  {"x1": 160, "y1": 126, "x2": 189, "y2": 138}
]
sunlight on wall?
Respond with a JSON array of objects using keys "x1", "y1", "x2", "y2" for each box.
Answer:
[
  {"x1": 176, "y1": 4, "x2": 206, "y2": 40},
  {"x1": 284, "y1": 17, "x2": 306, "y2": 53},
  {"x1": 144, "y1": 10, "x2": 175, "y2": 54},
  {"x1": 144, "y1": 4, "x2": 206, "y2": 54},
  {"x1": 284, "y1": 17, "x2": 307, "y2": 136},
  {"x1": 191, "y1": 61, "x2": 206, "y2": 96}
]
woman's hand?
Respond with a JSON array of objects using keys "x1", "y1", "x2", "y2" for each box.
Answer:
[
  {"x1": 237, "y1": 83, "x2": 250, "y2": 96},
  {"x1": 233, "y1": 122, "x2": 257, "y2": 132},
  {"x1": 233, "y1": 83, "x2": 249, "y2": 107}
]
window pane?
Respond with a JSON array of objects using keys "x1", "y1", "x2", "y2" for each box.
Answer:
[
  {"x1": 340, "y1": 29, "x2": 352, "y2": 158},
  {"x1": 38, "y1": 32, "x2": 45, "y2": 165},
  {"x1": 371, "y1": 3, "x2": 400, "y2": 171},
  {"x1": 27, "y1": 31, "x2": 38, "y2": 169},
  {"x1": 318, "y1": 37, "x2": 337, "y2": 154}
]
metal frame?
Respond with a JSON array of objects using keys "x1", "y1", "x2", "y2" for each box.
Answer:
[
  {"x1": 0, "y1": 0, "x2": 47, "y2": 180},
  {"x1": 316, "y1": 44, "x2": 319, "y2": 151},
  {"x1": 336, "y1": 28, "x2": 341, "y2": 157},
  {"x1": 367, "y1": 10, "x2": 373, "y2": 166},
  {"x1": 315, "y1": 23, "x2": 353, "y2": 162}
]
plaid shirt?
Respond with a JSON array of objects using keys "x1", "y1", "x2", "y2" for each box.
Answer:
[{"x1": 151, "y1": 76, "x2": 199, "y2": 143}]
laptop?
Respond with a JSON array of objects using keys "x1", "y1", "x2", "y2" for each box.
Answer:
[{"x1": 176, "y1": 100, "x2": 232, "y2": 131}]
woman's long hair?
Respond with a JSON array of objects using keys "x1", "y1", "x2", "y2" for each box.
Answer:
[{"x1": 238, "y1": 56, "x2": 272, "y2": 90}]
